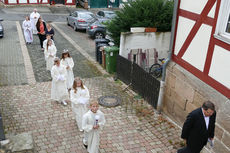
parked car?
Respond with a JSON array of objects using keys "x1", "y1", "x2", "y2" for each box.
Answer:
[
  {"x1": 96, "y1": 10, "x2": 116, "y2": 19},
  {"x1": 0, "y1": 18, "x2": 4, "y2": 38},
  {"x1": 67, "y1": 10, "x2": 96, "y2": 31},
  {"x1": 87, "y1": 18, "x2": 109, "y2": 39}
]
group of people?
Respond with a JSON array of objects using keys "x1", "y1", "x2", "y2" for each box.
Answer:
[{"x1": 23, "y1": 8, "x2": 106, "y2": 153}]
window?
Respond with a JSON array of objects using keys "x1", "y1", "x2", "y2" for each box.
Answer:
[{"x1": 215, "y1": 0, "x2": 230, "y2": 43}]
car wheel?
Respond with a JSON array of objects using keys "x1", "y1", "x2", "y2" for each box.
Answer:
[
  {"x1": 67, "y1": 19, "x2": 70, "y2": 26},
  {"x1": 73, "y1": 24, "x2": 77, "y2": 31},
  {"x1": 94, "y1": 32, "x2": 104, "y2": 39}
]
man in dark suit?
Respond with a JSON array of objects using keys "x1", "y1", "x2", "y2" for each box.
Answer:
[{"x1": 178, "y1": 101, "x2": 216, "y2": 153}]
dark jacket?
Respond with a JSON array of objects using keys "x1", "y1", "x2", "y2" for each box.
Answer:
[
  {"x1": 36, "y1": 21, "x2": 47, "y2": 35},
  {"x1": 181, "y1": 108, "x2": 216, "y2": 152}
]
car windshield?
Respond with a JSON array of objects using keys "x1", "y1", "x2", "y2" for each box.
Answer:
[
  {"x1": 79, "y1": 13, "x2": 95, "y2": 19},
  {"x1": 105, "y1": 13, "x2": 116, "y2": 18}
]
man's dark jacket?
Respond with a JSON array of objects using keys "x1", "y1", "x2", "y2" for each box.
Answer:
[{"x1": 181, "y1": 107, "x2": 216, "y2": 153}]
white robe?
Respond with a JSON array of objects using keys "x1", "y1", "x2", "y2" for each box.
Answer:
[
  {"x1": 82, "y1": 110, "x2": 106, "y2": 153},
  {"x1": 70, "y1": 86, "x2": 90, "y2": 131},
  {"x1": 22, "y1": 20, "x2": 33, "y2": 43},
  {"x1": 30, "y1": 12, "x2": 40, "y2": 34},
  {"x1": 61, "y1": 58, "x2": 75, "y2": 89},
  {"x1": 51, "y1": 64, "x2": 69, "y2": 101},
  {"x1": 44, "y1": 45, "x2": 56, "y2": 71},
  {"x1": 43, "y1": 39, "x2": 55, "y2": 49}
]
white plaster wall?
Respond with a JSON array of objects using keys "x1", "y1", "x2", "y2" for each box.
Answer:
[
  {"x1": 19, "y1": 0, "x2": 27, "y2": 3},
  {"x1": 174, "y1": 16, "x2": 195, "y2": 55},
  {"x1": 66, "y1": 0, "x2": 72, "y2": 3},
  {"x1": 42, "y1": 0, "x2": 48, "y2": 3},
  {"x1": 209, "y1": 45, "x2": 230, "y2": 89},
  {"x1": 8, "y1": 0, "x2": 17, "y2": 3},
  {"x1": 208, "y1": 2, "x2": 216, "y2": 18},
  {"x1": 180, "y1": 0, "x2": 208, "y2": 14},
  {"x1": 182, "y1": 24, "x2": 212, "y2": 71},
  {"x1": 119, "y1": 32, "x2": 170, "y2": 65},
  {"x1": 29, "y1": 0, "x2": 38, "y2": 3}
]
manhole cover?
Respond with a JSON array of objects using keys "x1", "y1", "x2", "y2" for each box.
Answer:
[{"x1": 98, "y1": 95, "x2": 122, "y2": 107}]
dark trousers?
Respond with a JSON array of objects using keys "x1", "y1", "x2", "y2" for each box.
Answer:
[
  {"x1": 177, "y1": 147, "x2": 200, "y2": 153},
  {"x1": 38, "y1": 34, "x2": 46, "y2": 48}
]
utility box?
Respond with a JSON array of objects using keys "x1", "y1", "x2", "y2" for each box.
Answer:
[{"x1": 105, "y1": 46, "x2": 119, "y2": 73}]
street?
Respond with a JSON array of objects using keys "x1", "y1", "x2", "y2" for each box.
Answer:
[{"x1": 0, "y1": 6, "x2": 181, "y2": 153}]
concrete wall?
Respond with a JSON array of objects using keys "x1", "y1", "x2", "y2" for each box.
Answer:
[
  {"x1": 163, "y1": 61, "x2": 230, "y2": 153},
  {"x1": 119, "y1": 32, "x2": 170, "y2": 65}
]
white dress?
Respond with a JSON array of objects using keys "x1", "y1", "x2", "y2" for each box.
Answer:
[
  {"x1": 51, "y1": 64, "x2": 69, "y2": 101},
  {"x1": 61, "y1": 57, "x2": 75, "y2": 89},
  {"x1": 22, "y1": 20, "x2": 33, "y2": 43},
  {"x1": 82, "y1": 110, "x2": 106, "y2": 153},
  {"x1": 43, "y1": 39, "x2": 55, "y2": 49},
  {"x1": 70, "y1": 86, "x2": 90, "y2": 131},
  {"x1": 30, "y1": 12, "x2": 40, "y2": 34},
  {"x1": 44, "y1": 45, "x2": 57, "y2": 71}
]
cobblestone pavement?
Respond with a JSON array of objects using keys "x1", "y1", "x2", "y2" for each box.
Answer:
[
  {"x1": 0, "y1": 77, "x2": 182, "y2": 153},
  {"x1": 25, "y1": 23, "x2": 101, "y2": 82},
  {"x1": 0, "y1": 21, "x2": 27, "y2": 86}
]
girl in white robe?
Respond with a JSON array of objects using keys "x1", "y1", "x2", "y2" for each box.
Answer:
[
  {"x1": 70, "y1": 79, "x2": 90, "y2": 131},
  {"x1": 45, "y1": 39, "x2": 56, "y2": 71},
  {"x1": 51, "y1": 57, "x2": 69, "y2": 106},
  {"x1": 22, "y1": 16, "x2": 33, "y2": 44},
  {"x1": 43, "y1": 34, "x2": 55, "y2": 49},
  {"x1": 82, "y1": 101, "x2": 106, "y2": 153},
  {"x1": 61, "y1": 50, "x2": 74, "y2": 90}
]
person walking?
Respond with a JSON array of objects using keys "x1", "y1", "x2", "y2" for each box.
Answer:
[
  {"x1": 178, "y1": 101, "x2": 216, "y2": 153},
  {"x1": 70, "y1": 78, "x2": 90, "y2": 131},
  {"x1": 30, "y1": 8, "x2": 40, "y2": 34},
  {"x1": 45, "y1": 23, "x2": 55, "y2": 40},
  {"x1": 60, "y1": 50, "x2": 74, "y2": 90},
  {"x1": 43, "y1": 34, "x2": 55, "y2": 50},
  {"x1": 36, "y1": 17, "x2": 47, "y2": 50},
  {"x1": 22, "y1": 16, "x2": 33, "y2": 44},
  {"x1": 44, "y1": 39, "x2": 56, "y2": 71},
  {"x1": 82, "y1": 101, "x2": 106, "y2": 153},
  {"x1": 51, "y1": 57, "x2": 69, "y2": 106}
]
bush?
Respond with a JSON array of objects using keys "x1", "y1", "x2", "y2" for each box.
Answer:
[{"x1": 106, "y1": 0, "x2": 174, "y2": 45}]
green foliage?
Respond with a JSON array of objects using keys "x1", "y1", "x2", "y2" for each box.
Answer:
[{"x1": 106, "y1": 0, "x2": 174, "y2": 45}]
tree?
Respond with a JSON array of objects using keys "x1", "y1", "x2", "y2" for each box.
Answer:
[{"x1": 106, "y1": 0, "x2": 174, "y2": 45}]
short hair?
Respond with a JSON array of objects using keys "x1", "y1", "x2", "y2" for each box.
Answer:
[
  {"x1": 202, "y1": 101, "x2": 215, "y2": 111},
  {"x1": 90, "y1": 101, "x2": 99, "y2": 106}
]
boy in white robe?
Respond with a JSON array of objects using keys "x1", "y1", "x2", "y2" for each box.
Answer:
[
  {"x1": 30, "y1": 8, "x2": 40, "y2": 34},
  {"x1": 22, "y1": 16, "x2": 33, "y2": 44},
  {"x1": 82, "y1": 101, "x2": 106, "y2": 153},
  {"x1": 51, "y1": 57, "x2": 69, "y2": 106}
]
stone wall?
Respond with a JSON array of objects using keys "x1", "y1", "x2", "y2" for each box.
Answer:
[{"x1": 163, "y1": 61, "x2": 230, "y2": 153}]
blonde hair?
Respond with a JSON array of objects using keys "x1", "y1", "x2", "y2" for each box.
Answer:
[{"x1": 90, "y1": 101, "x2": 99, "y2": 106}]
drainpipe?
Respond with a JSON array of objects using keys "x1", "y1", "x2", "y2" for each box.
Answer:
[{"x1": 157, "y1": 0, "x2": 179, "y2": 113}]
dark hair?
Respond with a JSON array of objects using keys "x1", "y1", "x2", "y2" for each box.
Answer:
[
  {"x1": 61, "y1": 52, "x2": 71, "y2": 59},
  {"x1": 46, "y1": 39, "x2": 52, "y2": 51},
  {"x1": 36, "y1": 17, "x2": 42, "y2": 31},
  {"x1": 202, "y1": 101, "x2": 215, "y2": 111}
]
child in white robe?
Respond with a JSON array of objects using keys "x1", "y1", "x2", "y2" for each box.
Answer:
[
  {"x1": 61, "y1": 50, "x2": 74, "y2": 90},
  {"x1": 70, "y1": 78, "x2": 90, "y2": 131},
  {"x1": 51, "y1": 57, "x2": 69, "y2": 106},
  {"x1": 45, "y1": 39, "x2": 56, "y2": 71},
  {"x1": 82, "y1": 101, "x2": 106, "y2": 153},
  {"x1": 43, "y1": 34, "x2": 55, "y2": 50},
  {"x1": 22, "y1": 16, "x2": 33, "y2": 44}
]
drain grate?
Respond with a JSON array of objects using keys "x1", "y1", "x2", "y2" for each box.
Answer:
[{"x1": 98, "y1": 95, "x2": 122, "y2": 107}]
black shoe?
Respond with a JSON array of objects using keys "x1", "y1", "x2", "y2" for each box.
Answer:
[{"x1": 83, "y1": 144, "x2": 88, "y2": 149}]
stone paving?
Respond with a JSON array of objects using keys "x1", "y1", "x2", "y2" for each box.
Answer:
[
  {"x1": 0, "y1": 77, "x2": 182, "y2": 153},
  {"x1": 0, "y1": 21, "x2": 27, "y2": 86}
]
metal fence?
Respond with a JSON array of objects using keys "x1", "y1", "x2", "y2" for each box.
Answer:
[{"x1": 116, "y1": 55, "x2": 160, "y2": 109}]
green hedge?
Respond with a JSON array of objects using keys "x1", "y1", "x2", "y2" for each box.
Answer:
[{"x1": 106, "y1": 0, "x2": 174, "y2": 45}]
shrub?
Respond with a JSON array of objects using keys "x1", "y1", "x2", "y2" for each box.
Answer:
[{"x1": 106, "y1": 0, "x2": 174, "y2": 45}]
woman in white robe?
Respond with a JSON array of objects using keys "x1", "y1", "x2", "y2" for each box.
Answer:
[
  {"x1": 30, "y1": 8, "x2": 40, "y2": 34},
  {"x1": 51, "y1": 57, "x2": 69, "y2": 106},
  {"x1": 70, "y1": 78, "x2": 90, "y2": 131},
  {"x1": 44, "y1": 39, "x2": 56, "y2": 71},
  {"x1": 82, "y1": 101, "x2": 106, "y2": 153},
  {"x1": 60, "y1": 50, "x2": 74, "y2": 90},
  {"x1": 22, "y1": 16, "x2": 33, "y2": 44}
]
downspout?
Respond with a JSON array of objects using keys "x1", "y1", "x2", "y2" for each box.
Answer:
[{"x1": 157, "y1": 0, "x2": 179, "y2": 113}]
